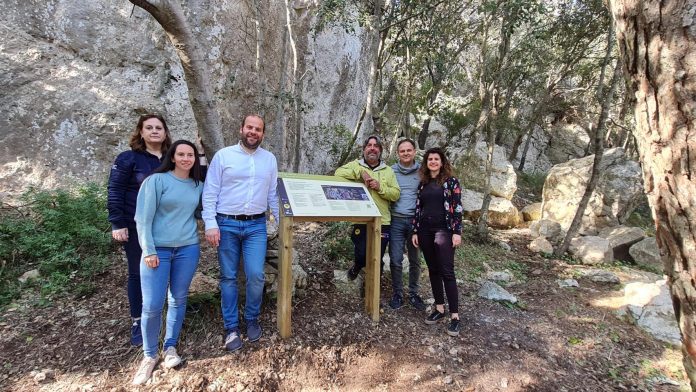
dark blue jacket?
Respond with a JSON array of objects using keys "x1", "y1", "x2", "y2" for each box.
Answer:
[{"x1": 108, "y1": 150, "x2": 163, "y2": 229}]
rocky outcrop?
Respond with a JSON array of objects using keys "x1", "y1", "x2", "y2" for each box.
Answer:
[
  {"x1": 461, "y1": 189, "x2": 521, "y2": 229},
  {"x1": 617, "y1": 280, "x2": 681, "y2": 345},
  {"x1": 569, "y1": 236, "x2": 613, "y2": 265},
  {"x1": 1, "y1": 1, "x2": 371, "y2": 196},
  {"x1": 598, "y1": 226, "x2": 645, "y2": 262},
  {"x1": 541, "y1": 148, "x2": 643, "y2": 235},
  {"x1": 448, "y1": 141, "x2": 517, "y2": 200},
  {"x1": 629, "y1": 237, "x2": 662, "y2": 270}
]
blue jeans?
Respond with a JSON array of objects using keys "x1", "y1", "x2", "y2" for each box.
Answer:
[
  {"x1": 140, "y1": 243, "x2": 200, "y2": 358},
  {"x1": 388, "y1": 216, "x2": 420, "y2": 296},
  {"x1": 217, "y1": 215, "x2": 267, "y2": 332}
]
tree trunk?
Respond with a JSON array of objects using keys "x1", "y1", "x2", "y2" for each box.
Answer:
[
  {"x1": 128, "y1": 0, "x2": 224, "y2": 157},
  {"x1": 517, "y1": 128, "x2": 533, "y2": 172},
  {"x1": 361, "y1": 0, "x2": 385, "y2": 136},
  {"x1": 555, "y1": 61, "x2": 622, "y2": 256},
  {"x1": 609, "y1": 0, "x2": 696, "y2": 387},
  {"x1": 274, "y1": 24, "x2": 289, "y2": 170}
]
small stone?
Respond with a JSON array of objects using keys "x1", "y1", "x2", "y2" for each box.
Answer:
[
  {"x1": 486, "y1": 271, "x2": 513, "y2": 282},
  {"x1": 444, "y1": 375, "x2": 453, "y2": 384},
  {"x1": 532, "y1": 269, "x2": 542, "y2": 275},
  {"x1": 19, "y1": 269, "x2": 40, "y2": 283},
  {"x1": 449, "y1": 348, "x2": 458, "y2": 355},
  {"x1": 501, "y1": 378, "x2": 508, "y2": 388},
  {"x1": 478, "y1": 281, "x2": 518, "y2": 303},
  {"x1": 557, "y1": 279, "x2": 579, "y2": 288},
  {"x1": 498, "y1": 241, "x2": 512, "y2": 251}
]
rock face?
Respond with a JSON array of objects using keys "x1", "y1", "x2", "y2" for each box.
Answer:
[
  {"x1": 1, "y1": 1, "x2": 371, "y2": 196},
  {"x1": 598, "y1": 226, "x2": 645, "y2": 262},
  {"x1": 617, "y1": 280, "x2": 681, "y2": 345},
  {"x1": 461, "y1": 189, "x2": 521, "y2": 228},
  {"x1": 541, "y1": 148, "x2": 643, "y2": 235},
  {"x1": 569, "y1": 236, "x2": 613, "y2": 265},
  {"x1": 629, "y1": 237, "x2": 662, "y2": 270},
  {"x1": 448, "y1": 141, "x2": 517, "y2": 200}
]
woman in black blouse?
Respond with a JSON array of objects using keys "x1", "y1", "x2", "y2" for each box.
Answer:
[{"x1": 411, "y1": 148, "x2": 463, "y2": 336}]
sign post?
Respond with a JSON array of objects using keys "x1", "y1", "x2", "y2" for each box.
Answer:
[{"x1": 276, "y1": 173, "x2": 383, "y2": 338}]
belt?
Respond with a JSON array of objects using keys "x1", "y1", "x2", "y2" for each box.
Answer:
[{"x1": 217, "y1": 212, "x2": 266, "y2": 221}]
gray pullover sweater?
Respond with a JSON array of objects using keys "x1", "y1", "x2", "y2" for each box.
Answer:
[{"x1": 391, "y1": 161, "x2": 421, "y2": 217}]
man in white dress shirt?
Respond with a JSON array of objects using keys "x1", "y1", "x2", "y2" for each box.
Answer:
[{"x1": 202, "y1": 114, "x2": 279, "y2": 352}]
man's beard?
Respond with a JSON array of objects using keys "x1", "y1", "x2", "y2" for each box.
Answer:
[{"x1": 242, "y1": 136, "x2": 261, "y2": 150}]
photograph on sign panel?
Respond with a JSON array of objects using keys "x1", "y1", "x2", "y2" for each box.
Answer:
[{"x1": 321, "y1": 185, "x2": 370, "y2": 201}]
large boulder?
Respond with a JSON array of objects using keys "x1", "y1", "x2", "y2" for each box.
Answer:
[
  {"x1": 448, "y1": 141, "x2": 517, "y2": 200},
  {"x1": 528, "y1": 237, "x2": 553, "y2": 254},
  {"x1": 617, "y1": 280, "x2": 681, "y2": 345},
  {"x1": 529, "y1": 219, "x2": 563, "y2": 240},
  {"x1": 598, "y1": 226, "x2": 646, "y2": 262},
  {"x1": 629, "y1": 237, "x2": 663, "y2": 270},
  {"x1": 461, "y1": 189, "x2": 521, "y2": 228},
  {"x1": 521, "y1": 202, "x2": 542, "y2": 222},
  {"x1": 569, "y1": 236, "x2": 613, "y2": 265},
  {"x1": 541, "y1": 148, "x2": 643, "y2": 235}
]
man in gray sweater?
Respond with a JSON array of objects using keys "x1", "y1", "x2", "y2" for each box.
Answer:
[{"x1": 388, "y1": 139, "x2": 426, "y2": 310}]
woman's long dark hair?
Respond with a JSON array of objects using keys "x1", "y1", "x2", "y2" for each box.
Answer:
[
  {"x1": 153, "y1": 139, "x2": 203, "y2": 186},
  {"x1": 129, "y1": 113, "x2": 172, "y2": 154},
  {"x1": 418, "y1": 147, "x2": 453, "y2": 186}
]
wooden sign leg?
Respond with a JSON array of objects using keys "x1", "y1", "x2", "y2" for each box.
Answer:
[
  {"x1": 277, "y1": 214, "x2": 294, "y2": 338},
  {"x1": 364, "y1": 217, "x2": 381, "y2": 322}
]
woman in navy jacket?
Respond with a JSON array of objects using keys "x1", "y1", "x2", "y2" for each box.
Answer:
[{"x1": 108, "y1": 114, "x2": 171, "y2": 346}]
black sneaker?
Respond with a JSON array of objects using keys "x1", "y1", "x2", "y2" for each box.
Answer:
[
  {"x1": 447, "y1": 318, "x2": 461, "y2": 336},
  {"x1": 347, "y1": 264, "x2": 361, "y2": 281},
  {"x1": 389, "y1": 293, "x2": 404, "y2": 309},
  {"x1": 408, "y1": 294, "x2": 427, "y2": 311},
  {"x1": 425, "y1": 310, "x2": 446, "y2": 325}
]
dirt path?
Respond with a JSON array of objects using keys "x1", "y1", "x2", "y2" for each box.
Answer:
[{"x1": 0, "y1": 223, "x2": 688, "y2": 391}]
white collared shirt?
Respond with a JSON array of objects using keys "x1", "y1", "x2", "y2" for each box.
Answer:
[{"x1": 202, "y1": 143, "x2": 279, "y2": 230}]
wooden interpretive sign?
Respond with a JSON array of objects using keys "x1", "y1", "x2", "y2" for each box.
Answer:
[{"x1": 276, "y1": 173, "x2": 382, "y2": 338}]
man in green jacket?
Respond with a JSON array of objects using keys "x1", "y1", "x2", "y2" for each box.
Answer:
[{"x1": 334, "y1": 135, "x2": 400, "y2": 281}]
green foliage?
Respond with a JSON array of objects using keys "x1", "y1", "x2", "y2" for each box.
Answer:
[
  {"x1": 0, "y1": 184, "x2": 113, "y2": 308},
  {"x1": 455, "y1": 225, "x2": 512, "y2": 281},
  {"x1": 517, "y1": 171, "x2": 547, "y2": 199},
  {"x1": 322, "y1": 222, "x2": 354, "y2": 267},
  {"x1": 625, "y1": 197, "x2": 655, "y2": 236}
]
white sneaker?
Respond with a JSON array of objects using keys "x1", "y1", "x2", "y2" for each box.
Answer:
[
  {"x1": 132, "y1": 356, "x2": 158, "y2": 385},
  {"x1": 163, "y1": 346, "x2": 182, "y2": 368}
]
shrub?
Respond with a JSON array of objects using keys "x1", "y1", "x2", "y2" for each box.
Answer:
[{"x1": 0, "y1": 184, "x2": 113, "y2": 307}]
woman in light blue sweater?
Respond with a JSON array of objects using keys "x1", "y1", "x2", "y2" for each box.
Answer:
[{"x1": 132, "y1": 140, "x2": 204, "y2": 385}]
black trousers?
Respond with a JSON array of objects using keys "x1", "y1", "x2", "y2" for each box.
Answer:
[
  {"x1": 418, "y1": 229, "x2": 458, "y2": 314},
  {"x1": 350, "y1": 224, "x2": 390, "y2": 272}
]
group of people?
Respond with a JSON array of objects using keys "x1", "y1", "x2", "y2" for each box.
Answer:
[
  {"x1": 335, "y1": 136, "x2": 464, "y2": 337},
  {"x1": 108, "y1": 114, "x2": 278, "y2": 385},
  {"x1": 108, "y1": 113, "x2": 463, "y2": 386}
]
